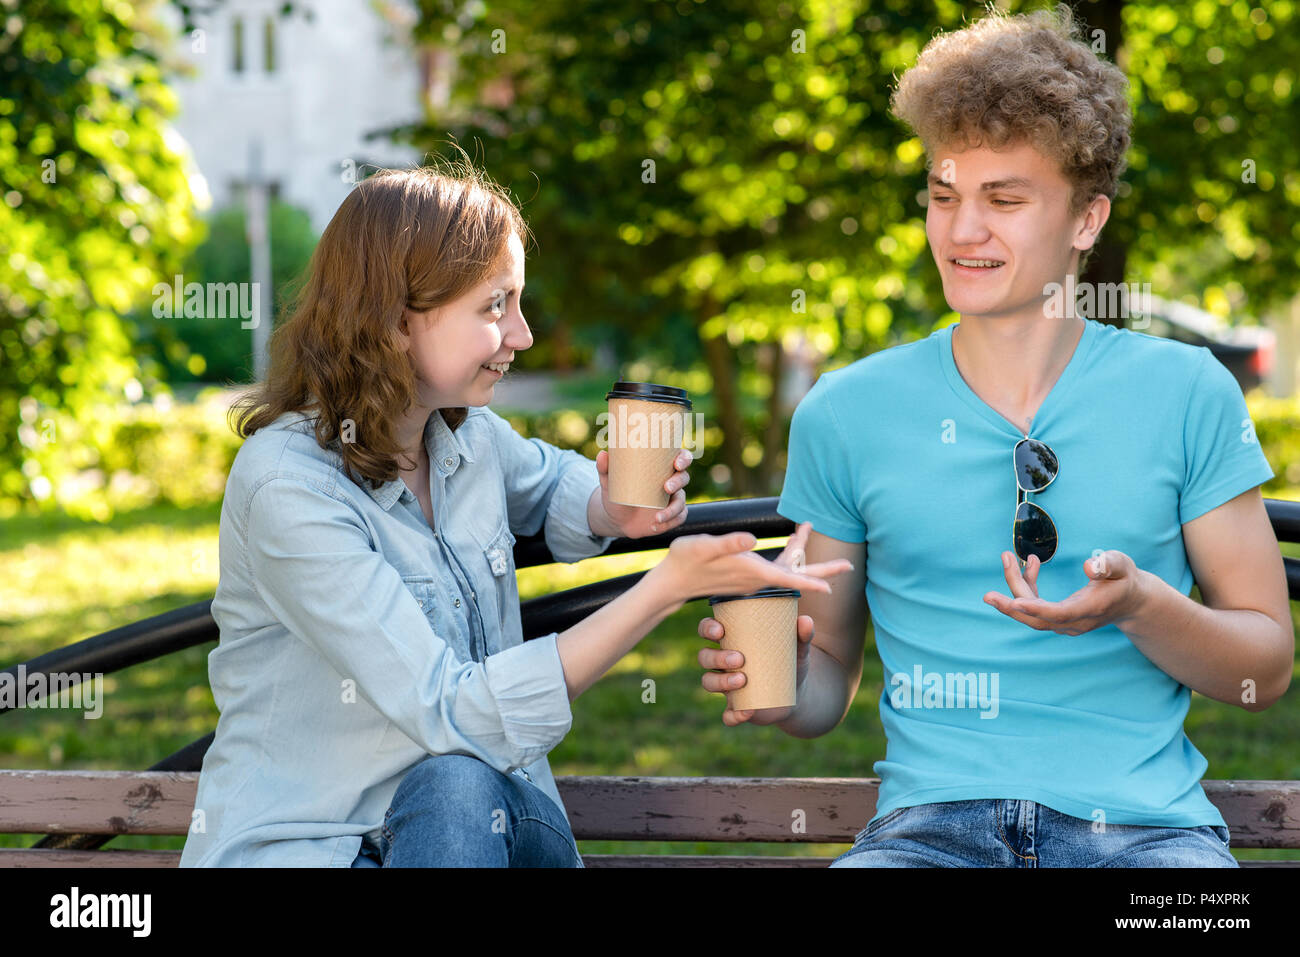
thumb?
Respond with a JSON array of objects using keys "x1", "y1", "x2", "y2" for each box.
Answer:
[
  {"x1": 1087, "y1": 551, "x2": 1119, "y2": 579},
  {"x1": 725, "y1": 531, "x2": 758, "y2": 552}
]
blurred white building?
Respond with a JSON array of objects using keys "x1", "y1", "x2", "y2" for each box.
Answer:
[{"x1": 162, "y1": 0, "x2": 426, "y2": 234}]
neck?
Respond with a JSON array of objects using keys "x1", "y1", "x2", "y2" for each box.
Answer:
[
  {"x1": 395, "y1": 405, "x2": 433, "y2": 471},
  {"x1": 952, "y1": 313, "x2": 1085, "y2": 408}
]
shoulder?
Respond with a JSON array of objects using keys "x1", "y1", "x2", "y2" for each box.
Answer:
[
  {"x1": 796, "y1": 333, "x2": 934, "y2": 419},
  {"x1": 1087, "y1": 320, "x2": 1208, "y2": 381},
  {"x1": 225, "y1": 411, "x2": 346, "y2": 515}
]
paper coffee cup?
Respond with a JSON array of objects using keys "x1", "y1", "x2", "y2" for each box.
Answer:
[
  {"x1": 707, "y1": 586, "x2": 800, "y2": 710},
  {"x1": 604, "y1": 381, "x2": 691, "y2": 509}
]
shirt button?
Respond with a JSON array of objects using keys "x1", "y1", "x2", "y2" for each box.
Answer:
[
  {"x1": 443, "y1": 457, "x2": 454, "y2": 468},
  {"x1": 454, "y1": 598, "x2": 461, "y2": 608}
]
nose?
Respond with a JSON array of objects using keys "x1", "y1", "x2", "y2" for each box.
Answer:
[
  {"x1": 503, "y1": 300, "x2": 533, "y2": 352},
  {"x1": 947, "y1": 197, "x2": 991, "y2": 248}
]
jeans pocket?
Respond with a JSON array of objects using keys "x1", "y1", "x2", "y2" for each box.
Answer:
[{"x1": 853, "y1": 805, "x2": 909, "y2": 845}]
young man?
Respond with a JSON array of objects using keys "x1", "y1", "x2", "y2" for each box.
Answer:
[{"x1": 698, "y1": 5, "x2": 1293, "y2": 866}]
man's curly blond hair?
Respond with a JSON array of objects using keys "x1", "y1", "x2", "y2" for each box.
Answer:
[{"x1": 890, "y1": 3, "x2": 1132, "y2": 265}]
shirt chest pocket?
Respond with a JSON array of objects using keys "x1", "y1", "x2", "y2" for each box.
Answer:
[
  {"x1": 478, "y1": 524, "x2": 517, "y2": 655},
  {"x1": 400, "y1": 575, "x2": 473, "y2": 664}
]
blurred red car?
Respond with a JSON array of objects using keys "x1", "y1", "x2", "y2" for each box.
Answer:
[{"x1": 1131, "y1": 295, "x2": 1275, "y2": 394}]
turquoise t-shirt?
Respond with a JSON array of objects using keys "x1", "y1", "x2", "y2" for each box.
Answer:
[{"x1": 777, "y1": 317, "x2": 1275, "y2": 828}]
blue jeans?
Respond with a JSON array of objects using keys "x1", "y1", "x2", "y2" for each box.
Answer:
[
  {"x1": 350, "y1": 754, "x2": 584, "y2": 867},
  {"x1": 831, "y1": 799, "x2": 1238, "y2": 867}
]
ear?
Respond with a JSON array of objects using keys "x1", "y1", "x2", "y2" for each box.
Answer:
[
  {"x1": 1072, "y1": 193, "x2": 1111, "y2": 254},
  {"x1": 396, "y1": 307, "x2": 414, "y2": 349}
]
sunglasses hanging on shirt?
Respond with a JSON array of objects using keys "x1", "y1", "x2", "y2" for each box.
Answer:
[{"x1": 1012, "y1": 437, "x2": 1058, "y2": 567}]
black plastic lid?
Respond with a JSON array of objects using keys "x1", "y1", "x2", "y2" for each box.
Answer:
[
  {"x1": 605, "y1": 381, "x2": 692, "y2": 409},
  {"x1": 708, "y1": 585, "x2": 801, "y2": 605}
]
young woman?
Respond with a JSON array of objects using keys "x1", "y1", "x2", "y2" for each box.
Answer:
[{"x1": 178, "y1": 161, "x2": 851, "y2": 867}]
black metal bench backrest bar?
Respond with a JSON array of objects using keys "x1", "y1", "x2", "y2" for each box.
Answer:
[{"x1": 5, "y1": 496, "x2": 1299, "y2": 713}]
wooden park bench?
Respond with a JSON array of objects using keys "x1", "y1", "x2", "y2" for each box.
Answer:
[{"x1": 3, "y1": 497, "x2": 1299, "y2": 867}]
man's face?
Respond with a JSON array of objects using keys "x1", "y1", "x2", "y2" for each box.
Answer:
[
  {"x1": 925, "y1": 139, "x2": 1105, "y2": 322},
  {"x1": 402, "y1": 231, "x2": 532, "y2": 409}
]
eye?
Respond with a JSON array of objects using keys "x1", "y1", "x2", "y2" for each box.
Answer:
[
  {"x1": 992, "y1": 200, "x2": 1022, "y2": 207},
  {"x1": 931, "y1": 194, "x2": 955, "y2": 204}
]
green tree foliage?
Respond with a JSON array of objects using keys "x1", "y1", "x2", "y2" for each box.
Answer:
[
  {"x1": 1118, "y1": 0, "x2": 1299, "y2": 314},
  {"x1": 410, "y1": 0, "x2": 1298, "y2": 494},
  {"x1": 0, "y1": 0, "x2": 200, "y2": 511},
  {"x1": 131, "y1": 199, "x2": 318, "y2": 385},
  {"x1": 411, "y1": 0, "x2": 972, "y2": 491}
]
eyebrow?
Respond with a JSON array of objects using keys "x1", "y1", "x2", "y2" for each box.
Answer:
[{"x1": 927, "y1": 173, "x2": 1035, "y2": 192}]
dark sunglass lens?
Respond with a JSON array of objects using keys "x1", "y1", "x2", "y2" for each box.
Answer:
[
  {"x1": 1014, "y1": 501, "x2": 1057, "y2": 563},
  {"x1": 1014, "y1": 439, "x2": 1058, "y2": 493}
]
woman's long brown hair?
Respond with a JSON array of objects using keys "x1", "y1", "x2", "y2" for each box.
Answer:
[{"x1": 228, "y1": 157, "x2": 529, "y2": 491}]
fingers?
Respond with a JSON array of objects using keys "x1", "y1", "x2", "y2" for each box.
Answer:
[
  {"x1": 1002, "y1": 551, "x2": 1036, "y2": 599},
  {"x1": 1024, "y1": 553, "x2": 1040, "y2": 593},
  {"x1": 663, "y1": 468, "x2": 691, "y2": 495},
  {"x1": 702, "y1": 668, "x2": 747, "y2": 694},
  {"x1": 722, "y1": 707, "x2": 756, "y2": 727},
  {"x1": 698, "y1": 639, "x2": 745, "y2": 695},
  {"x1": 796, "y1": 614, "x2": 815, "y2": 642},
  {"x1": 775, "y1": 563, "x2": 839, "y2": 594},
  {"x1": 787, "y1": 521, "x2": 812, "y2": 550},
  {"x1": 653, "y1": 488, "x2": 686, "y2": 527},
  {"x1": 697, "y1": 617, "x2": 724, "y2": 642},
  {"x1": 720, "y1": 530, "x2": 759, "y2": 553},
  {"x1": 799, "y1": 559, "x2": 855, "y2": 578}
]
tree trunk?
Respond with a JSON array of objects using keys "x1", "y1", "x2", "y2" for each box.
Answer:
[
  {"x1": 1078, "y1": 0, "x2": 1130, "y2": 330},
  {"x1": 700, "y1": 326, "x2": 749, "y2": 497},
  {"x1": 757, "y1": 340, "x2": 786, "y2": 494}
]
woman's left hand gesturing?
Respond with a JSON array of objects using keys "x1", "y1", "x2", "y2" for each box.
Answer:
[{"x1": 593, "y1": 448, "x2": 692, "y2": 538}]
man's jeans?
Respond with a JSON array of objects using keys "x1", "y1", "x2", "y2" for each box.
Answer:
[
  {"x1": 831, "y1": 799, "x2": 1238, "y2": 867},
  {"x1": 350, "y1": 754, "x2": 584, "y2": 868}
]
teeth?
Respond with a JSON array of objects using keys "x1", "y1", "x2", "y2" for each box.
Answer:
[
  {"x1": 954, "y1": 259, "x2": 1004, "y2": 267},
  {"x1": 484, "y1": 362, "x2": 510, "y2": 373}
]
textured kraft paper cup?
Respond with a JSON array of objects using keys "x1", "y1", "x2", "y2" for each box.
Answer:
[
  {"x1": 708, "y1": 587, "x2": 800, "y2": 710},
  {"x1": 605, "y1": 382, "x2": 691, "y2": 509}
]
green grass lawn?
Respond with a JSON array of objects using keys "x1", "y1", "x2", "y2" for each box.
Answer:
[{"x1": 2, "y1": 502, "x2": 1298, "y2": 862}]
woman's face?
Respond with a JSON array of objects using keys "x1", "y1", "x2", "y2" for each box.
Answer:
[{"x1": 402, "y1": 231, "x2": 532, "y2": 409}]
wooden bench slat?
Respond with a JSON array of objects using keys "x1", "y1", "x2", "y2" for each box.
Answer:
[
  {"x1": 2, "y1": 771, "x2": 1298, "y2": 849},
  {"x1": 0, "y1": 770, "x2": 198, "y2": 835},
  {"x1": 582, "y1": 854, "x2": 832, "y2": 867},
  {"x1": 0, "y1": 849, "x2": 184, "y2": 867}
]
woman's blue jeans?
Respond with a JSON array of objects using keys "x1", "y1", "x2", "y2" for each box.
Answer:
[
  {"x1": 350, "y1": 754, "x2": 584, "y2": 868},
  {"x1": 831, "y1": 799, "x2": 1239, "y2": 867}
]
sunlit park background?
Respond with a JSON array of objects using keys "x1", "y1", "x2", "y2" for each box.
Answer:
[{"x1": 2, "y1": 0, "x2": 1300, "y2": 862}]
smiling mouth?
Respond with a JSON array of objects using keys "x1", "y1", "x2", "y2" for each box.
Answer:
[
  {"x1": 481, "y1": 361, "x2": 511, "y2": 374},
  {"x1": 951, "y1": 258, "x2": 1006, "y2": 270}
]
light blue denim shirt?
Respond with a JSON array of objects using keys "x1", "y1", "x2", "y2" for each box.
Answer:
[{"x1": 179, "y1": 405, "x2": 615, "y2": 867}]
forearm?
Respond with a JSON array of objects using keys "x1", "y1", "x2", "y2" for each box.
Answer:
[
  {"x1": 1119, "y1": 570, "x2": 1293, "y2": 710},
  {"x1": 555, "y1": 563, "x2": 685, "y2": 701},
  {"x1": 773, "y1": 644, "x2": 856, "y2": 738}
]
